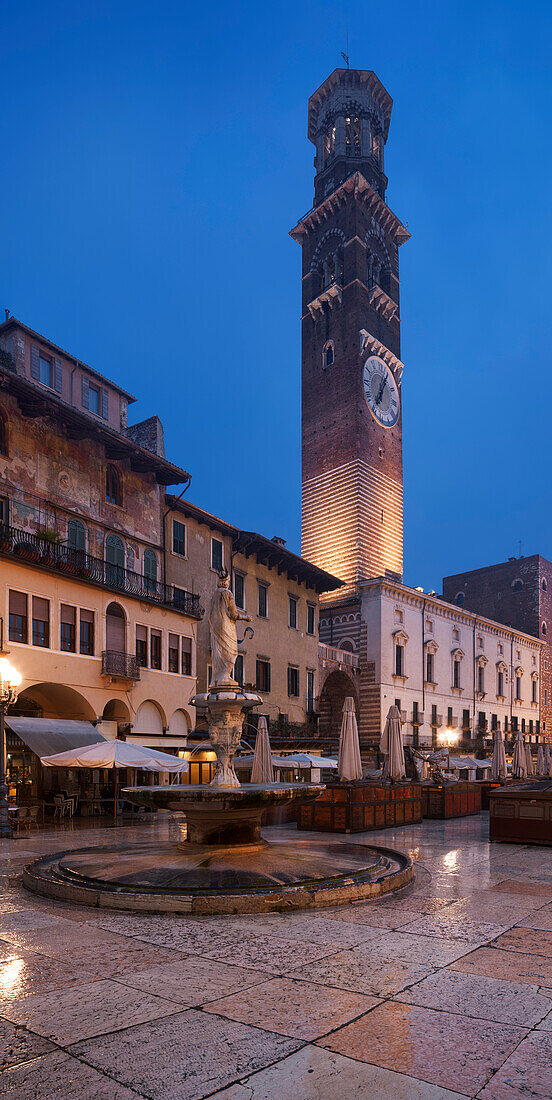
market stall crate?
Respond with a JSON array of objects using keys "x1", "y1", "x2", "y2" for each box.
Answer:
[
  {"x1": 489, "y1": 780, "x2": 552, "y2": 844},
  {"x1": 297, "y1": 780, "x2": 423, "y2": 833},
  {"x1": 422, "y1": 781, "x2": 482, "y2": 819}
]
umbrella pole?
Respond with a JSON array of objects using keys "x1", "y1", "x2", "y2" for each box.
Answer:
[{"x1": 114, "y1": 765, "x2": 117, "y2": 826}]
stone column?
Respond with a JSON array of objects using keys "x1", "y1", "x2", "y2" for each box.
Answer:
[
  {"x1": 361, "y1": 117, "x2": 371, "y2": 158},
  {"x1": 335, "y1": 116, "x2": 346, "y2": 156}
]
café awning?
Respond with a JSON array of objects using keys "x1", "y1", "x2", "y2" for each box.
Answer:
[{"x1": 5, "y1": 717, "x2": 106, "y2": 758}]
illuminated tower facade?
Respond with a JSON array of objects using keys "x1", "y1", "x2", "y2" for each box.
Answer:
[{"x1": 291, "y1": 68, "x2": 410, "y2": 599}]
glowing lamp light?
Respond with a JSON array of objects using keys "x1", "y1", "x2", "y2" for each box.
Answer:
[{"x1": 0, "y1": 660, "x2": 22, "y2": 692}]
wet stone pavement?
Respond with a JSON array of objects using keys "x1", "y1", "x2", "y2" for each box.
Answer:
[{"x1": 1, "y1": 814, "x2": 552, "y2": 1098}]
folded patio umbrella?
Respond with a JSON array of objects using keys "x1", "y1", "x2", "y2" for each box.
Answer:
[
  {"x1": 251, "y1": 715, "x2": 274, "y2": 784},
  {"x1": 380, "y1": 705, "x2": 406, "y2": 782},
  {"x1": 491, "y1": 727, "x2": 507, "y2": 781},
  {"x1": 546, "y1": 745, "x2": 552, "y2": 778},
  {"x1": 41, "y1": 739, "x2": 189, "y2": 823},
  {"x1": 525, "y1": 740, "x2": 534, "y2": 776},
  {"x1": 512, "y1": 731, "x2": 527, "y2": 780},
  {"x1": 536, "y1": 744, "x2": 546, "y2": 776},
  {"x1": 338, "y1": 697, "x2": 362, "y2": 782}
]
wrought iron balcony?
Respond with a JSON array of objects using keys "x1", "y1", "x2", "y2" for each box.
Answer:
[
  {"x1": 0, "y1": 523, "x2": 204, "y2": 619},
  {"x1": 102, "y1": 650, "x2": 140, "y2": 681}
]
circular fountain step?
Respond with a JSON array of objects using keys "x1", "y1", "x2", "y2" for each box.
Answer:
[{"x1": 23, "y1": 836, "x2": 412, "y2": 915}]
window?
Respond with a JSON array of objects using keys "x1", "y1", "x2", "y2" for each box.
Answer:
[
  {"x1": 478, "y1": 711, "x2": 486, "y2": 730},
  {"x1": 105, "y1": 465, "x2": 122, "y2": 506},
  {"x1": 491, "y1": 713, "x2": 498, "y2": 731},
  {"x1": 39, "y1": 355, "x2": 52, "y2": 387},
  {"x1": 136, "y1": 625, "x2": 148, "y2": 668},
  {"x1": 82, "y1": 376, "x2": 107, "y2": 418},
  {"x1": 324, "y1": 124, "x2": 335, "y2": 163},
  {"x1": 288, "y1": 665, "x2": 300, "y2": 697},
  {"x1": 477, "y1": 664, "x2": 485, "y2": 693},
  {"x1": 80, "y1": 609, "x2": 94, "y2": 655},
  {"x1": 522, "y1": 718, "x2": 526, "y2": 733},
  {"x1": 455, "y1": 592, "x2": 464, "y2": 606},
  {"x1": 67, "y1": 518, "x2": 86, "y2": 553},
  {"x1": 431, "y1": 705, "x2": 438, "y2": 727},
  {"x1": 516, "y1": 674, "x2": 522, "y2": 700},
  {"x1": 498, "y1": 670, "x2": 504, "y2": 697},
  {"x1": 30, "y1": 345, "x2": 62, "y2": 392},
  {"x1": 144, "y1": 548, "x2": 158, "y2": 593},
  {"x1": 289, "y1": 596, "x2": 297, "y2": 629},
  {"x1": 211, "y1": 538, "x2": 223, "y2": 571},
  {"x1": 546, "y1": 690, "x2": 549, "y2": 707},
  {"x1": 543, "y1": 622, "x2": 547, "y2": 636},
  {"x1": 181, "y1": 636, "x2": 192, "y2": 676},
  {"x1": 395, "y1": 644, "x2": 404, "y2": 677},
  {"x1": 234, "y1": 653, "x2": 244, "y2": 686},
  {"x1": 105, "y1": 533, "x2": 124, "y2": 583},
  {"x1": 498, "y1": 643, "x2": 503, "y2": 655},
  {"x1": 307, "y1": 670, "x2": 315, "y2": 712},
  {"x1": 150, "y1": 629, "x2": 161, "y2": 670},
  {"x1": 9, "y1": 590, "x2": 27, "y2": 643},
  {"x1": 88, "y1": 385, "x2": 100, "y2": 415},
  {"x1": 234, "y1": 573, "x2": 245, "y2": 610},
  {"x1": 168, "y1": 634, "x2": 179, "y2": 673},
  {"x1": 532, "y1": 678, "x2": 538, "y2": 703},
  {"x1": 426, "y1": 652, "x2": 434, "y2": 683},
  {"x1": 307, "y1": 604, "x2": 315, "y2": 636},
  {"x1": 60, "y1": 604, "x2": 76, "y2": 652},
  {"x1": 172, "y1": 520, "x2": 186, "y2": 557},
  {"x1": 543, "y1": 578, "x2": 548, "y2": 592},
  {"x1": 345, "y1": 115, "x2": 361, "y2": 155},
  {"x1": 322, "y1": 341, "x2": 334, "y2": 369},
  {"x1": 453, "y1": 660, "x2": 460, "y2": 689},
  {"x1": 463, "y1": 708, "x2": 471, "y2": 731},
  {"x1": 512, "y1": 578, "x2": 523, "y2": 592},
  {"x1": 256, "y1": 658, "x2": 271, "y2": 693},
  {"x1": 258, "y1": 583, "x2": 268, "y2": 618},
  {"x1": 447, "y1": 706, "x2": 453, "y2": 727},
  {"x1": 32, "y1": 597, "x2": 49, "y2": 647}
]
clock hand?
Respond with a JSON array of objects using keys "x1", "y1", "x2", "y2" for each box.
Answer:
[{"x1": 375, "y1": 376, "x2": 386, "y2": 404}]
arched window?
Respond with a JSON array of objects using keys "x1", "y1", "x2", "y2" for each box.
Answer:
[
  {"x1": 455, "y1": 592, "x2": 464, "y2": 607},
  {"x1": 126, "y1": 544, "x2": 135, "y2": 573},
  {"x1": 543, "y1": 579, "x2": 548, "y2": 592},
  {"x1": 105, "y1": 464, "x2": 121, "y2": 506},
  {"x1": 543, "y1": 622, "x2": 547, "y2": 636},
  {"x1": 105, "y1": 601, "x2": 125, "y2": 652},
  {"x1": 324, "y1": 124, "x2": 335, "y2": 164},
  {"x1": 511, "y1": 578, "x2": 523, "y2": 592},
  {"x1": 0, "y1": 408, "x2": 7, "y2": 455},
  {"x1": 144, "y1": 548, "x2": 158, "y2": 593},
  {"x1": 323, "y1": 341, "x2": 334, "y2": 369},
  {"x1": 67, "y1": 518, "x2": 86, "y2": 553},
  {"x1": 105, "y1": 533, "x2": 125, "y2": 586}
]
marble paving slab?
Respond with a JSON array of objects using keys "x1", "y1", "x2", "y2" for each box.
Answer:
[
  {"x1": 515, "y1": 906, "x2": 552, "y2": 931},
  {"x1": 490, "y1": 879, "x2": 552, "y2": 898},
  {"x1": 449, "y1": 946, "x2": 552, "y2": 986},
  {"x1": 69, "y1": 1008, "x2": 302, "y2": 1099},
  {"x1": 478, "y1": 1029, "x2": 552, "y2": 1098},
  {"x1": 398, "y1": 913, "x2": 513, "y2": 942},
  {"x1": 0, "y1": 1048, "x2": 141, "y2": 1097},
  {"x1": 0, "y1": 1016, "x2": 55, "y2": 1070},
  {"x1": 204, "y1": 975, "x2": 378, "y2": 1040},
  {"x1": 371, "y1": 930, "x2": 479, "y2": 966},
  {"x1": 114, "y1": 955, "x2": 269, "y2": 1006},
  {"x1": 319, "y1": 1000, "x2": 527, "y2": 1095},
  {"x1": 0, "y1": 977, "x2": 184, "y2": 1045},
  {"x1": 493, "y1": 926, "x2": 552, "y2": 957},
  {"x1": 0, "y1": 952, "x2": 100, "y2": 999},
  {"x1": 291, "y1": 947, "x2": 434, "y2": 997},
  {"x1": 208, "y1": 1043, "x2": 469, "y2": 1099},
  {"x1": 396, "y1": 967, "x2": 552, "y2": 1026}
]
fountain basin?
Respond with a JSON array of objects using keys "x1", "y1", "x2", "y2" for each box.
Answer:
[{"x1": 122, "y1": 783, "x2": 324, "y2": 845}]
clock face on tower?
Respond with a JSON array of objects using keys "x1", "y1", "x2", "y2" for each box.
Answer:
[{"x1": 362, "y1": 355, "x2": 400, "y2": 428}]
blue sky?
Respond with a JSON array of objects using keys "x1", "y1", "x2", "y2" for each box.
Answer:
[{"x1": 2, "y1": 0, "x2": 552, "y2": 590}]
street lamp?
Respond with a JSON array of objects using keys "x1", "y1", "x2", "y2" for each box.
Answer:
[
  {"x1": 438, "y1": 727, "x2": 459, "y2": 772},
  {"x1": 0, "y1": 658, "x2": 22, "y2": 838}
]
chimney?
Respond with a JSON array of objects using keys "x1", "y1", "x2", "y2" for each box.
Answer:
[{"x1": 272, "y1": 536, "x2": 286, "y2": 547}]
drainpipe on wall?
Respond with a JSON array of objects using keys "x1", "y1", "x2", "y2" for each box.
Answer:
[{"x1": 473, "y1": 615, "x2": 477, "y2": 743}]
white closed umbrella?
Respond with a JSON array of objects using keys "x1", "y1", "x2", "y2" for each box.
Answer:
[
  {"x1": 380, "y1": 705, "x2": 406, "y2": 782},
  {"x1": 545, "y1": 745, "x2": 552, "y2": 778},
  {"x1": 338, "y1": 697, "x2": 362, "y2": 782},
  {"x1": 512, "y1": 731, "x2": 527, "y2": 779},
  {"x1": 525, "y1": 740, "x2": 534, "y2": 776},
  {"x1": 491, "y1": 726, "x2": 507, "y2": 781},
  {"x1": 41, "y1": 739, "x2": 188, "y2": 823},
  {"x1": 536, "y1": 744, "x2": 546, "y2": 776},
  {"x1": 251, "y1": 716, "x2": 274, "y2": 784}
]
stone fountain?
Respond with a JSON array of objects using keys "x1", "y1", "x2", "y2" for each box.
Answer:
[{"x1": 23, "y1": 571, "x2": 412, "y2": 913}]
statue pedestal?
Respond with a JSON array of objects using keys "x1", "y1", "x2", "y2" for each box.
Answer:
[{"x1": 190, "y1": 687, "x2": 262, "y2": 789}]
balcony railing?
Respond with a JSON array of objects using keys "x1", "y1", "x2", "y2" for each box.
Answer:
[
  {"x1": 318, "y1": 642, "x2": 360, "y2": 670},
  {"x1": 102, "y1": 650, "x2": 140, "y2": 681},
  {"x1": 0, "y1": 523, "x2": 204, "y2": 619}
]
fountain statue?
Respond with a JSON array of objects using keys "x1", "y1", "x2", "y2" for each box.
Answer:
[{"x1": 207, "y1": 569, "x2": 254, "y2": 787}]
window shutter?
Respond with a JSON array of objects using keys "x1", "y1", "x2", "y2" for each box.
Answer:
[
  {"x1": 287, "y1": 667, "x2": 292, "y2": 696},
  {"x1": 266, "y1": 663, "x2": 271, "y2": 693},
  {"x1": 31, "y1": 345, "x2": 40, "y2": 380},
  {"x1": 82, "y1": 376, "x2": 89, "y2": 409},
  {"x1": 54, "y1": 358, "x2": 63, "y2": 393},
  {"x1": 101, "y1": 389, "x2": 109, "y2": 419},
  {"x1": 256, "y1": 659, "x2": 261, "y2": 687}
]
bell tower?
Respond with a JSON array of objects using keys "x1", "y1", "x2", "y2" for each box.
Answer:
[{"x1": 291, "y1": 68, "x2": 410, "y2": 598}]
